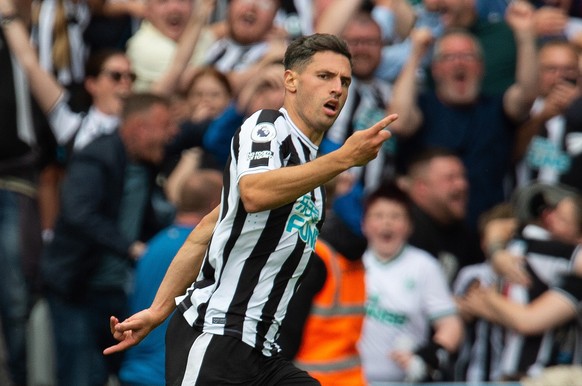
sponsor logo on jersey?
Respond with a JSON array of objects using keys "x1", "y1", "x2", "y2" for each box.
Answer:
[
  {"x1": 247, "y1": 150, "x2": 274, "y2": 161},
  {"x1": 286, "y1": 195, "x2": 320, "y2": 249},
  {"x1": 365, "y1": 294, "x2": 408, "y2": 326},
  {"x1": 251, "y1": 123, "x2": 277, "y2": 143}
]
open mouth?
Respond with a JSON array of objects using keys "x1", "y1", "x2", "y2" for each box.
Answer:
[
  {"x1": 167, "y1": 15, "x2": 183, "y2": 27},
  {"x1": 240, "y1": 13, "x2": 257, "y2": 26},
  {"x1": 380, "y1": 231, "x2": 394, "y2": 243},
  {"x1": 323, "y1": 99, "x2": 339, "y2": 115},
  {"x1": 453, "y1": 71, "x2": 467, "y2": 82}
]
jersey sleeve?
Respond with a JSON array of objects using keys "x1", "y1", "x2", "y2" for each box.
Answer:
[
  {"x1": 552, "y1": 274, "x2": 582, "y2": 310},
  {"x1": 421, "y1": 257, "x2": 458, "y2": 322},
  {"x1": 235, "y1": 109, "x2": 285, "y2": 183}
]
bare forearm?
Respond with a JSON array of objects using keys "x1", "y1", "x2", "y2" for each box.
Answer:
[
  {"x1": 1, "y1": 18, "x2": 63, "y2": 113},
  {"x1": 240, "y1": 150, "x2": 352, "y2": 213},
  {"x1": 504, "y1": 22, "x2": 538, "y2": 120},
  {"x1": 240, "y1": 114, "x2": 396, "y2": 212},
  {"x1": 315, "y1": 0, "x2": 365, "y2": 35},
  {"x1": 514, "y1": 30, "x2": 538, "y2": 99},
  {"x1": 432, "y1": 315, "x2": 464, "y2": 353},
  {"x1": 148, "y1": 206, "x2": 219, "y2": 323},
  {"x1": 388, "y1": 51, "x2": 422, "y2": 136},
  {"x1": 487, "y1": 291, "x2": 576, "y2": 335},
  {"x1": 390, "y1": 0, "x2": 416, "y2": 40},
  {"x1": 513, "y1": 113, "x2": 545, "y2": 162}
]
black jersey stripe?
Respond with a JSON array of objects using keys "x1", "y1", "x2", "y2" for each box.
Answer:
[
  {"x1": 249, "y1": 141, "x2": 272, "y2": 168},
  {"x1": 221, "y1": 200, "x2": 250, "y2": 274},
  {"x1": 257, "y1": 109, "x2": 283, "y2": 124},
  {"x1": 296, "y1": 127, "x2": 327, "y2": 230},
  {"x1": 223, "y1": 202, "x2": 295, "y2": 337},
  {"x1": 221, "y1": 156, "x2": 232, "y2": 222},
  {"x1": 255, "y1": 238, "x2": 307, "y2": 351},
  {"x1": 232, "y1": 126, "x2": 242, "y2": 164},
  {"x1": 524, "y1": 238, "x2": 577, "y2": 258},
  {"x1": 503, "y1": 236, "x2": 576, "y2": 377}
]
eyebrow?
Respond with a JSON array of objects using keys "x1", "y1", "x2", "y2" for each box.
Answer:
[{"x1": 318, "y1": 69, "x2": 352, "y2": 82}]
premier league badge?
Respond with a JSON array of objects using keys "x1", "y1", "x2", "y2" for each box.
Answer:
[{"x1": 251, "y1": 123, "x2": 277, "y2": 143}]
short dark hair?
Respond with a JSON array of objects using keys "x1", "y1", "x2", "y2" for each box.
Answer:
[
  {"x1": 283, "y1": 33, "x2": 352, "y2": 71},
  {"x1": 85, "y1": 48, "x2": 127, "y2": 78},
  {"x1": 121, "y1": 92, "x2": 170, "y2": 120},
  {"x1": 406, "y1": 147, "x2": 459, "y2": 177},
  {"x1": 179, "y1": 170, "x2": 223, "y2": 213},
  {"x1": 363, "y1": 182, "x2": 412, "y2": 218},
  {"x1": 186, "y1": 66, "x2": 233, "y2": 98}
]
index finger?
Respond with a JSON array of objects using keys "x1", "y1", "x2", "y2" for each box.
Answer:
[
  {"x1": 369, "y1": 114, "x2": 399, "y2": 133},
  {"x1": 109, "y1": 316, "x2": 120, "y2": 335},
  {"x1": 103, "y1": 339, "x2": 134, "y2": 356}
]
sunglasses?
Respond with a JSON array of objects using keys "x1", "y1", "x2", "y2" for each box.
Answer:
[{"x1": 100, "y1": 69, "x2": 137, "y2": 83}]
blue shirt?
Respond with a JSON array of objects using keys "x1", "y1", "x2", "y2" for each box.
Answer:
[{"x1": 119, "y1": 224, "x2": 194, "y2": 385}]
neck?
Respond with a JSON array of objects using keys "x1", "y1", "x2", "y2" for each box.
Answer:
[
  {"x1": 175, "y1": 212, "x2": 204, "y2": 227},
  {"x1": 283, "y1": 104, "x2": 325, "y2": 145}
]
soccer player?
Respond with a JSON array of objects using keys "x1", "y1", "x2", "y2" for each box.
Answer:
[{"x1": 104, "y1": 33, "x2": 398, "y2": 385}]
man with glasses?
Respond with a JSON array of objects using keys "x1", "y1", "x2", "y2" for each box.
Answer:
[
  {"x1": 389, "y1": 1, "x2": 539, "y2": 231},
  {"x1": 514, "y1": 39, "x2": 581, "y2": 187}
]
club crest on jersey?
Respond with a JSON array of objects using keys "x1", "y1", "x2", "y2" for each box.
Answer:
[{"x1": 251, "y1": 123, "x2": 277, "y2": 143}]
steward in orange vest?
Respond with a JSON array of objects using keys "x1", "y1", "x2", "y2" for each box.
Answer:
[{"x1": 294, "y1": 240, "x2": 366, "y2": 385}]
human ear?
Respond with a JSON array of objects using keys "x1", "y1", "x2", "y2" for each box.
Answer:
[{"x1": 284, "y1": 69, "x2": 297, "y2": 93}]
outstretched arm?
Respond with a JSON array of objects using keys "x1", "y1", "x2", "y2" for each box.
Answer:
[
  {"x1": 458, "y1": 285, "x2": 577, "y2": 335},
  {"x1": 103, "y1": 205, "x2": 220, "y2": 355},
  {"x1": 314, "y1": 0, "x2": 365, "y2": 35},
  {"x1": 239, "y1": 114, "x2": 397, "y2": 213},
  {"x1": 386, "y1": 28, "x2": 431, "y2": 137},
  {"x1": 0, "y1": 0, "x2": 63, "y2": 114},
  {"x1": 503, "y1": 0, "x2": 539, "y2": 122}
]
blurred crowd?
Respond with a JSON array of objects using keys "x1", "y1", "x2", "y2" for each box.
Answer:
[{"x1": 1, "y1": 0, "x2": 582, "y2": 385}]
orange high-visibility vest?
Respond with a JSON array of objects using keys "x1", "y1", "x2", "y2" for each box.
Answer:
[{"x1": 294, "y1": 240, "x2": 366, "y2": 386}]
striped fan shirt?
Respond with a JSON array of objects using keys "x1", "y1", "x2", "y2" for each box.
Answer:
[{"x1": 177, "y1": 107, "x2": 326, "y2": 356}]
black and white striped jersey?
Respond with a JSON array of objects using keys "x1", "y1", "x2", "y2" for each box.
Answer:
[
  {"x1": 177, "y1": 108, "x2": 326, "y2": 356},
  {"x1": 204, "y1": 38, "x2": 269, "y2": 73},
  {"x1": 501, "y1": 225, "x2": 580, "y2": 378},
  {"x1": 552, "y1": 274, "x2": 582, "y2": 365}
]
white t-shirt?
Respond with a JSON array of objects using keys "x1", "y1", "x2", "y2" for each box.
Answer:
[{"x1": 359, "y1": 244, "x2": 457, "y2": 382}]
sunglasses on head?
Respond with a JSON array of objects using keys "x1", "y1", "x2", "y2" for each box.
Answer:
[{"x1": 100, "y1": 69, "x2": 137, "y2": 82}]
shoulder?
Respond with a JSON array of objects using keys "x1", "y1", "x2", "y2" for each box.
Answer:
[
  {"x1": 404, "y1": 245, "x2": 441, "y2": 268},
  {"x1": 245, "y1": 109, "x2": 285, "y2": 125},
  {"x1": 240, "y1": 110, "x2": 287, "y2": 139},
  {"x1": 73, "y1": 133, "x2": 126, "y2": 166}
]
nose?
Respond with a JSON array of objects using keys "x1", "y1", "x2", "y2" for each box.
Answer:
[{"x1": 330, "y1": 77, "x2": 343, "y2": 96}]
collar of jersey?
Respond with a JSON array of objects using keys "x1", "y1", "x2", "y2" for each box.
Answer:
[{"x1": 280, "y1": 107, "x2": 319, "y2": 151}]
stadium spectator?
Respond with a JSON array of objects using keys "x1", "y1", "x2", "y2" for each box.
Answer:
[
  {"x1": 41, "y1": 93, "x2": 178, "y2": 386},
  {"x1": 389, "y1": 1, "x2": 538, "y2": 230},
  {"x1": 119, "y1": 168, "x2": 222, "y2": 386},
  {"x1": 436, "y1": 0, "x2": 521, "y2": 94},
  {"x1": 515, "y1": 40, "x2": 581, "y2": 187},
  {"x1": 358, "y1": 183, "x2": 463, "y2": 383},
  {"x1": 465, "y1": 183, "x2": 582, "y2": 380},
  {"x1": 126, "y1": 0, "x2": 214, "y2": 91},
  {"x1": 401, "y1": 147, "x2": 484, "y2": 285}
]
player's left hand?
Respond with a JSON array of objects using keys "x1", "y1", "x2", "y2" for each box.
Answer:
[{"x1": 103, "y1": 309, "x2": 159, "y2": 355}]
